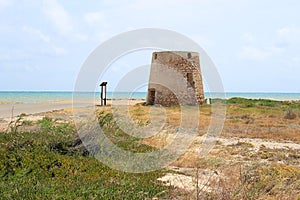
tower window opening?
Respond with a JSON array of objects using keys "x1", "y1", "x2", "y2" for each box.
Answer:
[{"x1": 187, "y1": 73, "x2": 194, "y2": 87}]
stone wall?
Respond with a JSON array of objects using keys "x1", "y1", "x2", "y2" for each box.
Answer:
[{"x1": 146, "y1": 51, "x2": 204, "y2": 106}]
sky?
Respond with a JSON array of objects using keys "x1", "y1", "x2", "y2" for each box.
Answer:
[{"x1": 0, "y1": 0, "x2": 299, "y2": 92}]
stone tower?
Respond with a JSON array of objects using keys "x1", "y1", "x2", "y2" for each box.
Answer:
[{"x1": 146, "y1": 51, "x2": 204, "y2": 106}]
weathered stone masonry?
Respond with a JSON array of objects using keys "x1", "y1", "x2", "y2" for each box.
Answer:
[{"x1": 146, "y1": 51, "x2": 205, "y2": 106}]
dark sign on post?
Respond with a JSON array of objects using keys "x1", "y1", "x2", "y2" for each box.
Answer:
[{"x1": 100, "y1": 82, "x2": 107, "y2": 106}]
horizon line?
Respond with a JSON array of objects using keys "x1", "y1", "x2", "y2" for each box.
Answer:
[{"x1": 0, "y1": 90, "x2": 300, "y2": 94}]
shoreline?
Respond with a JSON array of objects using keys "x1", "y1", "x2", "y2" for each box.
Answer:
[
  {"x1": 1, "y1": 92, "x2": 300, "y2": 104},
  {"x1": 1, "y1": 97, "x2": 299, "y2": 118},
  {"x1": 0, "y1": 99, "x2": 145, "y2": 118}
]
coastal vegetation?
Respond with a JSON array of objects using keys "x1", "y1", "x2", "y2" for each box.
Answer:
[
  {"x1": 0, "y1": 98, "x2": 299, "y2": 199},
  {"x1": 0, "y1": 116, "x2": 174, "y2": 199}
]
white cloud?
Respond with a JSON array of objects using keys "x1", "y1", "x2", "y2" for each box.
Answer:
[
  {"x1": 241, "y1": 33, "x2": 254, "y2": 43},
  {"x1": 239, "y1": 46, "x2": 272, "y2": 61},
  {"x1": 39, "y1": 44, "x2": 68, "y2": 56},
  {"x1": 276, "y1": 26, "x2": 300, "y2": 44},
  {"x1": 22, "y1": 25, "x2": 51, "y2": 43},
  {"x1": 0, "y1": 0, "x2": 11, "y2": 9},
  {"x1": 74, "y1": 33, "x2": 88, "y2": 41},
  {"x1": 24, "y1": 64, "x2": 40, "y2": 72},
  {"x1": 269, "y1": 46, "x2": 285, "y2": 54},
  {"x1": 277, "y1": 27, "x2": 290, "y2": 37},
  {"x1": 84, "y1": 12, "x2": 106, "y2": 26},
  {"x1": 188, "y1": 34, "x2": 212, "y2": 48},
  {"x1": 41, "y1": 1, "x2": 88, "y2": 42},
  {"x1": 239, "y1": 45, "x2": 285, "y2": 62},
  {"x1": 22, "y1": 25, "x2": 68, "y2": 56},
  {"x1": 0, "y1": 53, "x2": 11, "y2": 62},
  {"x1": 292, "y1": 57, "x2": 299, "y2": 62},
  {"x1": 52, "y1": 46, "x2": 67, "y2": 55},
  {"x1": 0, "y1": 50, "x2": 31, "y2": 64},
  {"x1": 42, "y1": 0, "x2": 73, "y2": 35},
  {"x1": 238, "y1": 27, "x2": 292, "y2": 62}
]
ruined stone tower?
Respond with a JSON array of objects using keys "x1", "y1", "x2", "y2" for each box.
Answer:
[{"x1": 146, "y1": 51, "x2": 204, "y2": 106}]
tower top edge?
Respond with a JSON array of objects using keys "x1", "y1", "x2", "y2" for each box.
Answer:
[{"x1": 152, "y1": 51, "x2": 199, "y2": 54}]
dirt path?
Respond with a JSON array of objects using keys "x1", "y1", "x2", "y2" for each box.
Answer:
[{"x1": 217, "y1": 137, "x2": 300, "y2": 150}]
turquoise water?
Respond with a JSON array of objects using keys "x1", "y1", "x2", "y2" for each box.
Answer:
[
  {"x1": 0, "y1": 91, "x2": 147, "y2": 103},
  {"x1": 0, "y1": 91, "x2": 299, "y2": 103}
]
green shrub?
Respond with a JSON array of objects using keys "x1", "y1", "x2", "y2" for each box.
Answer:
[
  {"x1": 97, "y1": 111, "x2": 155, "y2": 153},
  {"x1": 227, "y1": 98, "x2": 281, "y2": 108},
  {"x1": 0, "y1": 128, "x2": 173, "y2": 199}
]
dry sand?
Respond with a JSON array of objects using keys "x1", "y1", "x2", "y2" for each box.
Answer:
[
  {"x1": 0, "y1": 99, "x2": 144, "y2": 132},
  {"x1": 0, "y1": 99, "x2": 144, "y2": 118}
]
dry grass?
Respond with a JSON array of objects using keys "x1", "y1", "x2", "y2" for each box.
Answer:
[
  {"x1": 123, "y1": 100, "x2": 300, "y2": 199},
  {"x1": 3, "y1": 98, "x2": 299, "y2": 199},
  {"x1": 125, "y1": 101, "x2": 300, "y2": 142}
]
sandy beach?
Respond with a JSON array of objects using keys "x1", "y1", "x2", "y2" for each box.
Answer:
[
  {"x1": 0, "y1": 101, "x2": 83, "y2": 118},
  {"x1": 0, "y1": 99, "x2": 144, "y2": 118}
]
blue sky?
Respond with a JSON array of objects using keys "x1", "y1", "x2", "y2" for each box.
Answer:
[{"x1": 0, "y1": 0, "x2": 299, "y2": 92}]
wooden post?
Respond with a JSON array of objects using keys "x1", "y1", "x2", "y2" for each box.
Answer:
[{"x1": 100, "y1": 82, "x2": 107, "y2": 106}]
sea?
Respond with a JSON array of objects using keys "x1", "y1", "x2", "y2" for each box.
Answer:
[{"x1": 0, "y1": 91, "x2": 300, "y2": 103}]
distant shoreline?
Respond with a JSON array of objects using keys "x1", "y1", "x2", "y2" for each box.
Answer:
[
  {"x1": 0, "y1": 97, "x2": 300, "y2": 119},
  {"x1": 0, "y1": 91, "x2": 300, "y2": 104},
  {"x1": 0, "y1": 99, "x2": 144, "y2": 118}
]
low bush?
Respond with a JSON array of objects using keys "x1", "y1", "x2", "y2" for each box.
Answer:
[{"x1": 284, "y1": 109, "x2": 297, "y2": 119}]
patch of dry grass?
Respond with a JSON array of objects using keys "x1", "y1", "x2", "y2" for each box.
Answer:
[{"x1": 5, "y1": 99, "x2": 299, "y2": 199}]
